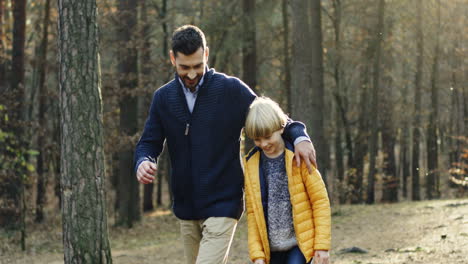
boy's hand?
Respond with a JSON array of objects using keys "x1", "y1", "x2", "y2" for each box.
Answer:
[
  {"x1": 314, "y1": 250, "x2": 330, "y2": 264},
  {"x1": 136, "y1": 161, "x2": 157, "y2": 184},
  {"x1": 294, "y1": 140, "x2": 317, "y2": 173},
  {"x1": 254, "y1": 259, "x2": 265, "y2": 264}
]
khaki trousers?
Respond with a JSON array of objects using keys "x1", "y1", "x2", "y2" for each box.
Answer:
[{"x1": 179, "y1": 217, "x2": 238, "y2": 264}]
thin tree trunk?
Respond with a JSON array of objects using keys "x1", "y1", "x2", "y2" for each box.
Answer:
[
  {"x1": 412, "y1": 0, "x2": 423, "y2": 201},
  {"x1": 0, "y1": 0, "x2": 6, "y2": 90},
  {"x1": 309, "y1": 0, "x2": 329, "y2": 182},
  {"x1": 381, "y1": 19, "x2": 397, "y2": 203},
  {"x1": 140, "y1": 0, "x2": 154, "y2": 213},
  {"x1": 35, "y1": 0, "x2": 51, "y2": 223},
  {"x1": 351, "y1": 63, "x2": 370, "y2": 204},
  {"x1": 400, "y1": 62, "x2": 410, "y2": 199},
  {"x1": 334, "y1": 107, "x2": 345, "y2": 203},
  {"x1": 331, "y1": 0, "x2": 345, "y2": 203},
  {"x1": 117, "y1": 0, "x2": 140, "y2": 227},
  {"x1": 426, "y1": 0, "x2": 440, "y2": 199},
  {"x1": 282, "y1": 0, "x2": 291, "y2": 114},
  {"x1": 58, "y1": 0, "x2": 113, "y2": 261},
  {"x1": 366, "y1": 0, "x2": 385, "y2": 204},
  {"x1": 11, "y1": 0, "x2": 26, "y2": 97},
  {"x1": 242, "y1": 0, "x2": 256, "y2": 153}
]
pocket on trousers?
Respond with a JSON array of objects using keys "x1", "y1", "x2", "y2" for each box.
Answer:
[{"x1": 202, "y1": 217, "x2": 237, "y2": 237}]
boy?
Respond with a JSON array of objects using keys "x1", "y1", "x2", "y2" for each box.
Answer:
[{"x1": 243, "y1": 97, "x2": 331, "y2": 264}]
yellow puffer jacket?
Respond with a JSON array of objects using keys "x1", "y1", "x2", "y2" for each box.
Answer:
[{"x1": 243, "y1": 146, "x2": 331, "y2": 264}]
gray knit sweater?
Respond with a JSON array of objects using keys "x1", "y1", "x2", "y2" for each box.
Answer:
[{"x1": 261, "y1": 152, "x2": 297, "y2": 251}]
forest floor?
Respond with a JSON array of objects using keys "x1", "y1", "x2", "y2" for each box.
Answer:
[{"x1": 0, "y1": 198, "x2": 467, "y2": 264}]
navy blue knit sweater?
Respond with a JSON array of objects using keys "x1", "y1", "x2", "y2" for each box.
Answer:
[{"x1": 134, "y1": 68, "x2": 308, "y2": 220}]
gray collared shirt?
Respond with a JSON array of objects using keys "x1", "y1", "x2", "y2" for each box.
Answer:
[{"x1": 178, "y1": 75, "x2": 205, "y2": 113}]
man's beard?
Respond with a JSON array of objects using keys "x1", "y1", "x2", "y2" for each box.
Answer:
[{"x1": 183, "y1": 75, "x2": 201, "y2": 90}]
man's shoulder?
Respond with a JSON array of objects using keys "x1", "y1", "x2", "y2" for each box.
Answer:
[
  {"x1": 210, "y1": 69, "x2": 245, "y2": 87},
  {"x1": 152, "y1": 79, "x2": 178, "y2": 98}
]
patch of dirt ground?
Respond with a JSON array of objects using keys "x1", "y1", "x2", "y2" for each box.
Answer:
[{"x1": 1, "y1": 199, "x2": 467, "y2": 264}]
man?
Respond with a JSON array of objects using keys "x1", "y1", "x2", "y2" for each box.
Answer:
[{"x1": 134, "y1": 25, "x2": 317, "y2": 264}]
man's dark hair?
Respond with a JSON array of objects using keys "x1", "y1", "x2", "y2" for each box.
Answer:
[{"x1": 171, "y1": 25, "x2": 207, "y2": 57}]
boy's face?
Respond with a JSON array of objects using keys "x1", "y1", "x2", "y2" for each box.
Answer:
[
  {"x1": 170, "y1": 47, "x2": 209, "y2": 91},
  {"x1": 253, "y1": 128, "x2": 285, "y2": 158}
]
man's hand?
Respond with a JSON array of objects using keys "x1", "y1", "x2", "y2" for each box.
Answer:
[
  {"x1": 294, "y1": 140, "x2": 317, "y2": 173},
  {"x1": 253, "y1": 259, "x2": 265, "y2": 264},
  {"x1": 136, "y1": 160, "x2": 157, "y2": 184},
  {"x1": 313, "y1": 250, "x2": 330, "y2": 264}
]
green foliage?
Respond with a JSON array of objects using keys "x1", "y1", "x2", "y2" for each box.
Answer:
[{"x1": 0, "y1": 104, "x2": 37, "y2": 229}]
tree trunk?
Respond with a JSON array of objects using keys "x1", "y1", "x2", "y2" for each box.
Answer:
[
  {"x1": 282, "y1": 0, "x2": 291, "y2": 114},
  {"x1": 35, "y1": 0, "x2": 51, "y2": 223},
  {"x1": 426, "y1": 0, "x2": 440, "y2": 199},
  {"x1": 380, "y1": 19, "x2": 397, "y2": 203},
  {"x1": 242, "y1": 0, "x2": 256, "y2": 93},
  {"x1": 140, "y1": 0, "x2": 154, "y2": 213},
  {"x1": 351, "y1": 63, "x2": 370, "y2": 204},
  {"x1": 334, "y1": 107, "x2": 345, "y2": 203},
  {"x1": 117, "y1": 0, "x2": 140, "y2": 227},
  {"x1": 412, "y1": 0, "x2": 423, "y2": 201},
  {"x1": 366, "y1": 0, "x2": 385, "y2": 204},
  {"x1": 400, "y1": 63, "x2": 410, "y2": 199},
  {"x1": 309, "y1": 0, "x2": 329, "y2": 182},
  {"x1": 242, "y1": 0, "x2": 256, "y2": 153},
  {"x1": 11, "y1": 0, "x2": 26, "y2": 97},
  {"x1": 331, "y1": 0, "x2": 345, "y2": 203},
  {"x1": 290, "y1": 1, "x2": 311, "y2": 127},
  {"x1": 58, "y1": 0, "x2": 112, "y2": 262},
  {"x1": 0, "y1": 0, "x2": 6, "y2": 90}
]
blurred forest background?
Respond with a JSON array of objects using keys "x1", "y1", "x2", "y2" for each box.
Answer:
[{"x1": 0, "y1": 0, "x2": 467, "y2": 259}]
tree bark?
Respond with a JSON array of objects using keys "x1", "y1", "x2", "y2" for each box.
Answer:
[
  {"x1": 380, "y1": 19, "x2": 397, "y2": 203},
  {"x1": 0, "y1": 0, "x2": 5, "y2": 90},
  {"x1": 282, "y1": 0, "x2": 291, "y2": 114},
  {"x1": 117, "y1": 0, "x2": 140, "y2": 227},
  {"x1": 35, "y1": 0, "x2": 51, "y2": 223},
  {"x1": 11, "y1": 0, "x2": 26, "y2": 98},
  {"x1": 400, "y1": 64, "x2": 411, "y2": 199},
  {"x1": 140, "y1": 0, "x2": 154, "y2": 213},
  {"x1": 426, "y1": 0, "x2": 440, "y2": 199},
  {"x1": 351, "y1": 63, "x2": 370, "y2": 204},
  {"x1": 330, "y1": 0, "x2": 345, "y2": 203},
  {"x1": 309, "y1": 0, "x2": 329, "y2": 182},
  {"x1": 412, "y1": 0, "x2": 423, "y2": 201},
  {"x1": 242, "y1": 0, "x2": 256, "y2": 153},
  {"x1": 366, "y1": 0, "x2": 385, "y2": 204},
  {"x1": 58, "y1": 0, "x2": 112, "y2": 262}
]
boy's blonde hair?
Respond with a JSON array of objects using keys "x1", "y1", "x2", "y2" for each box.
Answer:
[{"x1": 245, "y1": 97, "x2": 288, "y2": 139}]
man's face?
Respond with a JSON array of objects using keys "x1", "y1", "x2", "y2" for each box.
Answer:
[{"x1": 170, "y1": 47, "x2": 209, "y2": 91}]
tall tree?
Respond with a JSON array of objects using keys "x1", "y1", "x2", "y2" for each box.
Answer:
[
  {"x1": 426, "y1": 0, "x2": 440, "y2": 199},
  {"x1": 400, "y1": 63, "x2": 411, "y2": 199},
  {"x1": 11, "y1": 0, "x2": 25, "y2": 98},
  {"x1": 381, "y1": 19, "x2": 397, "y2": 203},
  {"x1": 117, "y1": 0, "x2": 140, "y2": 227},
  {"x1": 242, "y1": 0, "x2": 256, "y2": 153},
  {"x1": 412, "y1": 0, "x2": 423, "y2": 201},
  {"x1": 58, "y1": 0, "x2": 113, "y2": 262},
  {"x1": 34, "y1": 0, "x2": 51, "y2": 223},
  {"x1": 329, "y1": 0, "x2": 348, "y2": 203},
  {"x1": 140, "y1": 0, "x2": 154, "y2": 212},
  {"x1": 290, "y1": 0, "x2": 313, "y2": 155},
  {"x1": 242, "y1": 0, "x2": 256, "y2": 94},
  {"x1": 282, "y1": 0, "x2": 291, "y2": 114},
  {"x1": 0, "y1": 0, "x2": 5, "y2": 90},
  {"x1": 366, "y1": 0, "x2": 385, "y2": 204},
  {"x1": 309, "y1": 0, "x2": 329, "y2": 182}
]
